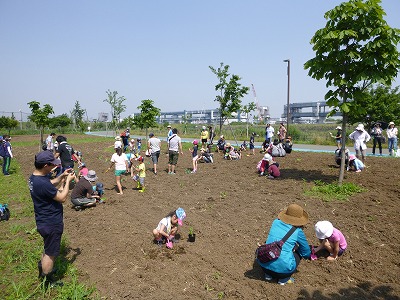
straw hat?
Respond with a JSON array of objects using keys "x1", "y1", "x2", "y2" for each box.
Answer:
[
  {"x1": 335, "y1": 126, "x2": 342, "y2": 130},
  {"x1": 315, "y1": 221, "x2": 334, "y2": 239},
  {"x1": 389, "y1": 121, "x2": 395, "y2": 126},
  {"x1": 278, "y1": 204, "x2": 309, "y2": 226}
]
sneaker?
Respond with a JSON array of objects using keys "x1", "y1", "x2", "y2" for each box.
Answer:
[
  {"x1": 278, "y1": 277, "x2": 294, "y2": 285},
  {"x1": 264, "y1": 274, "x2": 273, "y2": 281},
  {"x1": 191, "y1": 170, "x2": 196, "y2": 174},
  {"x1": 268, "y1": 175, "x2": 275, "y2": 179}
]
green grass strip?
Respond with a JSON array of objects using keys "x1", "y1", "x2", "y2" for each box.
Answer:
[{"x1": 0, "y1": 158, "x2": 99, "y2": 299}]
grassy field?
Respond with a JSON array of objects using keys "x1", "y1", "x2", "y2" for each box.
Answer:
[{"x1": 0, "y1": 139, "x2": 100, "y2": 300}]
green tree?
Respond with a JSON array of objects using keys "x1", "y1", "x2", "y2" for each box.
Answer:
[
  {"x1": 209, "y1": 62, "x2": 249, "y2": 133},
  {"x1": 103, "y1": 90, "x2": 127, "y2": 133},
  {"x1": 27, "y1": 101, "x2": 54, "y2": 146},
  {"x1": 49, "y1": 114, "x2": 72, "y2": 133},
  {"x1": 133, "y1": 99, "x2": 161, "y2": 137},
  {"x1": 0, "y1": 116, "x2": 19, "y2": 134},
  {"x1": 70, "y1": 100, "x2": 86, "y2": 131},
  {"x1": 304, "y1": 0, "x2": 400, "y2": 184},
  {"x1": 348, "y1": 85, "x2": 400, "y2": 130},
  {"x1": 242, "y1": 102, "x2": 257, "y2": 138}
]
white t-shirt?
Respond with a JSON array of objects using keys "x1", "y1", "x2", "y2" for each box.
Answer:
[
  {"x1": 266, "y1": 126, "x2": 275, "y2": 139},
  {"x1": 156, "y1": 216, "x2": 173, "y2": 234},
  {"x1": 45, "y1": 135, "x2": 54, "y2": 150},
  {"x1": 168, "y1": 134, "x2": 181, "y2": 152},
  {"x1": 111, "y1": 153, "x2": 128, "y2": 170},
  {"x1": 148, "y1": 137, "x2": 161, "y2": 152}
]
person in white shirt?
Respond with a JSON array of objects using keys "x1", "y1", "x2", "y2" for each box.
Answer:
[
  {"x1": 265, "y1": 123, "x2": 275, "y2": 144},
  {"x1": 147, "y1": 133, "x2": 161, "y2": 175},
  {"x1": 167, "y1": 128, "x2": 183, "y2": 174},
  {"x1": 386, "y1": 121, "x2": 398, "y2": 156},
  {"x1": 349, "y1": 123, "x2": 371, "y2": 163}
]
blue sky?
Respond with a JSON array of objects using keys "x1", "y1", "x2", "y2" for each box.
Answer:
[{"x1": 1, "y1": 0, "x2": 399, "y2": 120}]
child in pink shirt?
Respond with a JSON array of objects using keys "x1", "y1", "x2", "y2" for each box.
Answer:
[{"x1": 314, "y1": 221, "x2": 347, "y2": 261}]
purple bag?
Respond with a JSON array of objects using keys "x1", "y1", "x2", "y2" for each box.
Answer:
[{"x1": 256, "y1": 226, "x2": 296, "y2": 263}]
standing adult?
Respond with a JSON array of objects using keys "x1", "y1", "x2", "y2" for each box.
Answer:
[
  {"x1": 370, "y1": 122, "x2": 383, "y2": 155},
  {"x1": 29, "y1": 151, "x2": 76, "y2": 286},
  {"x1": 55, "y1": 136, "x2": 77, "y2": 173},
  {"x1": 167, "y1": 128, "x2": 183, "y2": 174},
  {"x1": 1, "y1": 135, "x2": 13, "y2": 176},
  {"x1": 45, "y1": 133, "x2": 56, "y2": 152},
  {"x1": 348, "y1": 124, "x2": 371, "y2": 163},
  {"x1": 147, "y1": 132, "x2": 161, "y2": 175},
  {"x1": 387, "y1": 121, "x2": 398, "y2": 156},
  {"x1": 278, "y1": 123, "x2": 287, "y2": 143},
  {"x1": 200, "y1": 126, "x2": 209, "y2": 148},
  {"x1": 257, "y1": 203, "x2": 311, "y2": 285},
  {"x1": 70, "y1": 170, "x2": 99, "y2": 210},
  {"x1": 208, "y1": 126, "x2": 215, "y2": 145},
  {"x1": 265, "y1": 123, "x2": 275, "y2": 144}
]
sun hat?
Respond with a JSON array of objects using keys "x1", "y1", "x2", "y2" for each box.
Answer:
[
  {"x1": 115, "y1": 136, "x2": 122, "y2": 141},
  {"x1": 356, "y1": 124, "x2": 364, "y2": 131},
  {"x1": 349, "y1": 154, "x2": 356, "y2": 161},
  {"x1": 389, "y1": 121, "x2": 395, "y2": 126},
  {"x1": 193, "y1": 139, "x2": 198, "y2": 145},
  {"x1": 263, "y1": 153, "x2": 272, "y2": 161},
  {"x1": 315, "y1": 221, "x2": 334, "y2": 239},
  {"x1": 335, "y1": 126, "x2": 342, "y2": 130},
  {"x1": 35, "y1": 151, "x2": 61, "y2": 165},
  {"x1": 220, "y1": 135, "x2": 224, "y2": 138},
  {"x1": 278, "y1": 204, "x2": 309, "y2": 226},
  {"x1": 130, "y1": 138, "x2": 135, "y2": 142},
  {"x1": 167, "y1": 125, "x2": 171, "y2": 128},
  {"x1": 175, "y1": 207, "x2": 186, "y2": 226},
  {"x1": 83, "y1": 170, "x2": 98, "y2": 182},
  {"x1": 225, "y1": 142, "x2": 231, "y2": 147},
  {"x1": 137, "y1": 156, "x2": 144, "y2": 162},
  {"x1": 202, "y1": 126, "x2": 206, "y2": 130}
]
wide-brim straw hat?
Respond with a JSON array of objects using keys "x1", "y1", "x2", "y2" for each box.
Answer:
[{"x1": 278, "y1": 204, "x2": 309, "y2": 226}]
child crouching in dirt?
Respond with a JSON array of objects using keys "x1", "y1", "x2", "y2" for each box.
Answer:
[
  {"x1": 132, "y1": 156, "x2": 146, "y2": 192},
  {"x1": 257, "y1": 154, "x2": 280, "y2": 179},
  {"x1": 153, "y1": 208, "x2": 186, "y2": 248},
  {"x1": 313, "y1": 221, "x2": 347, "y2": 261},
  {"x1": 347, "y1": 154, "x2": 364, "y2": 172}
]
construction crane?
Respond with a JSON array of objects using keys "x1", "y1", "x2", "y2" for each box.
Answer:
[{"x1": 251, "y1": 84, "x2": 267, "y2": 122}]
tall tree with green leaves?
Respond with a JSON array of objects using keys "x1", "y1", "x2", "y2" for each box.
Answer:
[
  {"x1": 242, "y1": 102, "x2": 257, "y2": 138},
  {"x1": 209, "y1": 63, "x2": 249, "y2": 133},
  {"x1": 133, "y1": 99, "x2": 161, "y2": 138},
  {"x1": 27, "y1": 101, "x2": 54, "y2": 147},
  {"x1": 304, "y1": 0, "x2": 400, "y2": 184},
  {"x1": 70, "y1": 100, "x2": 86, "y2": 131},
  {"x1": 49, "y1": 114, "x2": 72, "y2": 133},
  {"x1": 103, "y1": 90, "x2": 127, "y2": 133}
]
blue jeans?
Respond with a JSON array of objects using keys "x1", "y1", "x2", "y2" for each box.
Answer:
[{"x1": 388, "y1": 137, "x2": 398, "y2": 155}]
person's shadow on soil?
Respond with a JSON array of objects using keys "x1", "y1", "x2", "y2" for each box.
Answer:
[
  {"x1": 280, "y1": 168, "x2": 337, "y2": 183},
  {"x1": 243, "y1": 259, "x2": 264, "y2": 281},
  {"x1": 297, "y1": 282, "x2": 399, "y2": 300}
]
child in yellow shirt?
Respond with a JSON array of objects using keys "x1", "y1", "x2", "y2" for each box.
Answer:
[{"x1": 132, "y1": 156, "x2": 146, "y2": 192}]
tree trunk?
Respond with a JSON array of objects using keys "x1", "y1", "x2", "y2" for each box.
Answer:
[{"x1": 338, "y1": 95, "x2": 348, "y2": 185}]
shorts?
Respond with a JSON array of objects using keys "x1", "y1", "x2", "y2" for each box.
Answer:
[
  {"x1": 151, "y1": 151, "x2": 160, "y2": 164},
  {"x1": 250, "y1": 144, "x2": 254, "y2": 150},
  {"x1": 192, "y1": 155, "x2": 198, "y2": 161},
  {"x1": 37, "y1": 223, "x2": 64, "y2": 257},
  {"x1": 115, "y1": 169, "x2": 126, "y2": 176},
  {"x1": 168, "y1": 150, "x2": 179, "y2": 165},
  {"x1": 201, "y1": 138, "x2": 207, "y2": 144}
]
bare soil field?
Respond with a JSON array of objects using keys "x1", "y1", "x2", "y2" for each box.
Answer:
[{"x1": 13, "y1": 134, "x2": 400, "y2": 299}]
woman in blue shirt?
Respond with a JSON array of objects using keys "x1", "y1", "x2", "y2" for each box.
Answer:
[{"x1": 257, "y1": 203, "x2": 311, "y2": 285}]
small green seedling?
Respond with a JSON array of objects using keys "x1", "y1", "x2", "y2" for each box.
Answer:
[{"x1": 188, "y1": 227, "x2": 194, "y2": 236}]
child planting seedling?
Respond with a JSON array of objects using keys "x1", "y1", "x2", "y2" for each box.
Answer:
[{"x1": 153, "y1": 208, "x2": 186, "y2": 248}]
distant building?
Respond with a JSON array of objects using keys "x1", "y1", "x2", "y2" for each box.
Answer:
[{"x1": 282, "y1": 101, "x2": 342, "y2": 124}]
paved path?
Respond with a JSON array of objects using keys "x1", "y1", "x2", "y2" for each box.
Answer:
[{"x1": 86, "y1": 131, "x2": 391, "y2": 157}]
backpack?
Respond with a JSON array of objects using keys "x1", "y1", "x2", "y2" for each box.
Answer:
[
  {"x1": 0, "y1": 142, "x2": 6, "y2": 157},
  {"x1": 256, "y1": 226, "x2": 296, "y2": 263},
  {"x1": 0, "y1": 204, "x2": 10, "y2": 221}
]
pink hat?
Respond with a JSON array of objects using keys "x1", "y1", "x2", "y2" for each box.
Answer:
[
  {"x1": 349, "y1": 155, "x2": 356, "y2": 161},
  {"x1": 193, "y1": 139, "x2": 199, "y2": 145}
]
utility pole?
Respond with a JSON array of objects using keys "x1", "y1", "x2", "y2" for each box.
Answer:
[{"x1": 283, "y1": 59, "x2": 290, "y2": 133}]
